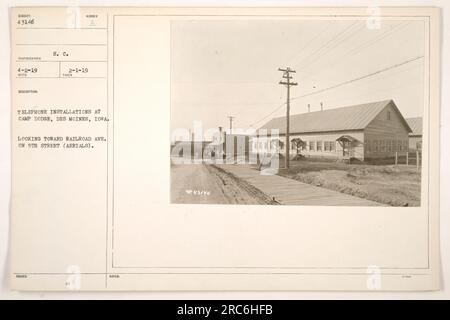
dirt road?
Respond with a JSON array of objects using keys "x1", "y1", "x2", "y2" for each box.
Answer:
[
  {"x1": 170, "y1": 162, "x2": 273, "y2": 205},
  {"x1": 171, "y1": 163, "x2": 227, "y2": 204}
]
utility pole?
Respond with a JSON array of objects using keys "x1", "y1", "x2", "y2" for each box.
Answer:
[
  {"x1": 278, "y1": 67, "x2": 298, "y2": 169},
  {"x1": 228, "y1": 115, "x2": 235, "y2": 135}
]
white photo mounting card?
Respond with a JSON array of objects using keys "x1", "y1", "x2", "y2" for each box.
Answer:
[{"x1": 9, "y1": 6, "x2": 441, "y2": 291}]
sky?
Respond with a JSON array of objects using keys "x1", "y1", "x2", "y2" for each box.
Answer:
[{"x1": 170, "y1": 18, "x2": 426, "y2": 138}]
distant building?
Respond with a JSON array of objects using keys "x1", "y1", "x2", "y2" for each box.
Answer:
[
  {"x1": 171, "y1": 129, "x2": 249, "y2": 161},
  {"x1": 170, "y1": 140, "x2": 212, "y2": 159},
  {"x1": 252, "y1": 99, "x2": 412, "y2": 162},
  {"x1": 204, "y1": 133, "x2": 248, "y2": 159},
  {"x1": 406, "y1": 117, "x2": 423, "y2": 151}
]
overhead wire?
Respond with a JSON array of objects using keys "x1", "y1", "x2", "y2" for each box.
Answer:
[{"x1": 291, "y1": 55, "x2": 424, "y2": 101}]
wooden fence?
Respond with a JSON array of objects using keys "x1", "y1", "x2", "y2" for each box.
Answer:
[{"x1": 394, "y1": 150, "x2": 421, "y2": 170}]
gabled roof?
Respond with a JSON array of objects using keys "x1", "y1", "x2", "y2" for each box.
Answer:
[
  {"x1": 405, "y1": 117, "x2": 423, "y2": 136},
  {"x1": 258, "y1": 99, "x2": 411, "y2": 134}
]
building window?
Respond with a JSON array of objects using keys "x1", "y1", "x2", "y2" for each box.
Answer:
[
  {"x1": 316, "y1": 141, "x2": 322, "y2": 151},
  {"x1": 416, "y1": 141, "x2": 422, "y2": 150},
  {"x1": 387, "y1": 111, "x2": 391, "y2": 120},
  {"x1": 310, "y1": 141, "x2": 316, "y2": 151},
  {"x1": 374, "y1": 140, "x2": 378, "y2": 152},
  {"x1": 323, "y1": 141, "x2": 334, "y2": 152},
  {"x1": 317, "y1": 141, "x2": 322, "y2": 151},
  {"x1": 366, "y1": 140, "x2": 371, "y2": 152}
]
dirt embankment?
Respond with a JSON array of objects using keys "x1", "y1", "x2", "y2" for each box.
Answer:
[{"x1": 207, "y1": 165, "x2": 279, "y2": 205}]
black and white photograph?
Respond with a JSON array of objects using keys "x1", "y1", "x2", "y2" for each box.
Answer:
[
  {"x1": 170, "y1": 18, "x2": 425, "y2": 207},
  {"x1": 3, "y1": 5, "x2": 443, "y2": 294}
]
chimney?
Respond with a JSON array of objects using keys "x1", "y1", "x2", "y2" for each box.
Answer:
[
  {"x1": 320, "y1": 102, "x2": 323, "y2": 111},
  {"x1": 218, "y1": 126, "x2": 223, "y2": 142},
  {"x1": 307, "y1": 104, "x2": 310, "y2": 112}
]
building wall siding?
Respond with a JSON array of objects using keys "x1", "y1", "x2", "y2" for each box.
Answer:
[
  {"x1": 409, "y1": 136, "x2": 422, "y2": 151},
  {"x1": 250, "y1": 130, "x2": 365, "y2": 161},
  {"x1": 364, "y1": 103, "x2": 410, "y2": 159}
]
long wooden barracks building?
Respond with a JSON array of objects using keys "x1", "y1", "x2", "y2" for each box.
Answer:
[{"x1": 252, "y1": 99, "x2": 413, "y2": 162}]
